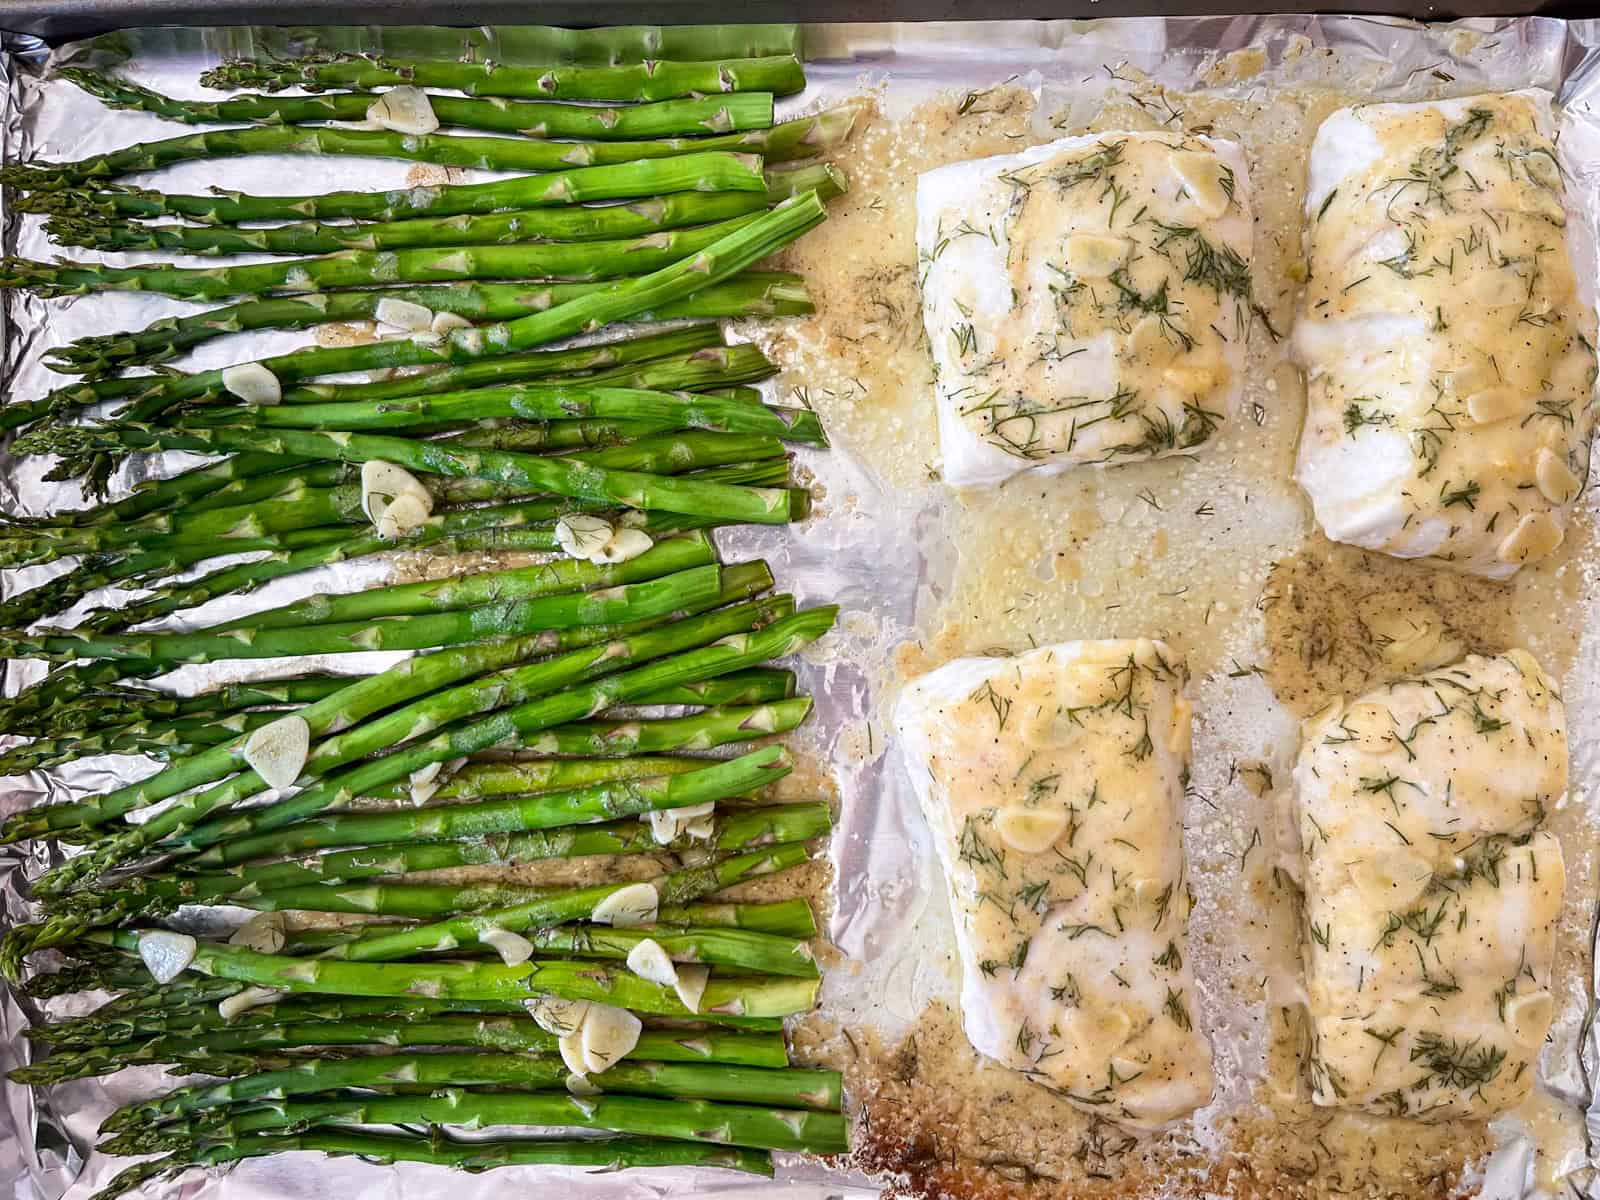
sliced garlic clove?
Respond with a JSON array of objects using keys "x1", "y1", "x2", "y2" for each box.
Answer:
[
  {"x1": 218, "y1": 986, "x2": 286, "y2": 1021},
  {"x1": 1496, "y1": 510, "x2": 1565, "y2": 566},
  {"x1": 360, "y1": 459, "x2": 431, "y2": 523},
  {"x1": 374, "y1": 297, "x2": 434, "y2": 332},
  {"x1": 221, "y1": 362, "x2": 282, "y2": 406},
  {"x1": 376, "y1": 491, "x2": 433, "y2": 541},
  {"x1": 558, "y1": 1030, "x2": 589, "y2": 1077},
  {"x1": 684, "y1": 814, "x2": 717, "y2": 841},
  {"x1": 566, "y1": 1071, "x2": 601, "y2": 1096},
  {"x1": 1505, "y1": 990, "x2": 1555, "y2": 1045},
  {"x1": 625, "y1": 937, "x2": 679, "y2": 988},
  {"x1": 555, "y1": 513, "x2": 615, "y2": 562},
  {"x1": 595, "y1": 527, "x2": 654, "y2": 564},
  {"x1": 579, "y1": 1002, "x2": 642, "y2": 1074},
  {"x1": 431, "y1": 311, "x2": 473, "y2": 334},
  {"x1": 229, "y1": 911, "x2": 287, "y2": 954},
  {"x1": 647, "y1": 800, "x2": 716, "y2": 846},
  {"x1": 525, "y1": 995, "x2": 591, "y2": 1037},
  {"x1": 409, "y1": 760, "x2": 444, "y2": 805},
  {"x1": 1348, "y1": 849, "x2": 1433, "y2": 908},
  {"x1": 138, "y1": 930, "x2": 198, "y2": 984},
  {"x1": 1062, "y1": 233, "x2": 1132, "y2": 279},
  {"x1": 1535, "y1": 447, "x2": 1581, "y2": 506},
  {"x1": 590, "y1": 882, "x2": 658, "y2": 928},
  {"x1": 1171, "y1": 150, "x2": 1234, "y2": 218},
  {"x1": 1465, "y1": 387, "x2": 1523, "y2": 426},
  {"x1": 479, "y1": 926, "x2": 534, "y2": 966},
  {"x1": 994, "y1": 807, "x2": 1069, "y2": 854},
  {"x1": 672, "y1": 964, "x2": 711, "y2": 1014},
  {"x1": 243, "y1": 715, "x2": 310, "y2": 791},
  {"x1": 367, "y1": 85, "x2": 440, "y2": 136}
]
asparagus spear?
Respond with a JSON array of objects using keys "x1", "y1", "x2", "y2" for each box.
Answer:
[
  {"x1": 0, "y1": 483, "x2": 368, "y2": 568},
  {"x1": 189, "y1": 384, "x2": 826, "y2": 445},
  {"x1": 1, "y1": 211, "x2": 769, "y2": 299},
  {"x1": 299, "y1": 842, "x2": 812, "y2": 966},
  {"x1": 122, "y1": 1088, "x2": 843, "y2": 1155},
  {"x1": 270, "y1": 895, "x2": 817, "y2": 949},
  {"x1": 35, "y1": 992, "x2": 787, "y2": 1049},
  {"x1": 25, "y1": 425, "x2": 811, "y2": 525},
  {"x1": 46, "y1": 190, "x2": 773, "y2": 257},
  {"x1": 42, "y1": 335, "x2": 775, "y2": 439},
  {"x1": 4, "y1": 675, "x2": 355, "y2": 739},
  {"x1": 199, "y1": 54, "x2": 806, "y2": 100},
  {"x1": 286, "y1": 338, "x2": 777, "y2": 406},
  {"x1": 0, "y1": 564, "x2": 742, "y2": 665},
  {"x1": 5, "y1": 122, "x2": 804, "y2": 191},
  {"x1": 7, "y1": 75, "x2": 823, "y2": 179},
  {"x1": 109, "y1": 1047, "x2": 832, "y2": 1127},
  {"x1": 198, "y1": 749, "x2": 789, "y2": 867},
  {"x1": 47, "y1": 274, "x2": 807, "y2": 377},
  {"x1": 89, "y1": 926, "x2": 820, "y2": 1015},
  {"x1": 18, "y1": 114, "x2": 854, "y2": 223},
  {"x1": 41, "y1": 313, "x2": 739, "y2": 415},
  {"x1": 64, "y1": 69, "x2": 777, "y2": 139},
  {"x1": 87, "y1": 800, "x2": 828, "y2": 916},
  {"x1": 92, "y1": 1129, "x2": 770, "y2": 1200},
  {"x1": 27, "y1": 192, "x2": 828, "y2": 421},
  {"x1": 0, "y1": 711, "x2": 282, "y2": 776},
  {"x1": 663, "y1": 898, "x2": 819, "y2": 938},
  {"x1": 210, "y1": 532, "x2": 720, "y2": 629},
  {"x1": 15, "y1": 451, "x2": 309, "y2": 525},
  {"x1": 219, "y1": 24, "x2": 801, "y2": 66}
]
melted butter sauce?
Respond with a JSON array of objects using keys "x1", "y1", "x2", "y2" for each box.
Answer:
[{"x1": 773, "y1": 60, "x2": 1599, "y2": 1200}]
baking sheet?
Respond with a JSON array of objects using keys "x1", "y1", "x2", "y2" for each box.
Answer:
[{"x1": 2, "y1": 14, "x2": 1600, "y2": 1200}]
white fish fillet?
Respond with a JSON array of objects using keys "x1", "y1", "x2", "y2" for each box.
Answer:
[
  {"x1": 894, "y1": 640, "x2": 1214, "y2": 1128},
  {"x1": 915, "y1": 132, "x2": 1255, "y2": 487},
  {"x1": 1292, "y1": 650, "x2": 1566, "y2": 1119},
  {"x1": 1293, "y1": 91, "x2": 1598, "y2": 579}
]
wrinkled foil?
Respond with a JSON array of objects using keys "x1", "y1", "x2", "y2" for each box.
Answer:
[{"x1": 1, "y1": 15, "x2": 1599, "y2": 1200}]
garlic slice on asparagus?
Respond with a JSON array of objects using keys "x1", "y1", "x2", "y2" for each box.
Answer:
[
  {"x1": 526, "y1": 996, "x2": 591, "y2": 1037},
  {"x1": 556, "y1": 514, "x2": 654, "y2": 565},
  {"x1": 218, "y1": 986, "x2": 288, "y2": 1021},
  {"x1": 673, "y1": 965, "x2": 711, "y2": 1014},
  {"x1": 366, "y1": 86, "x2": 440, "y2": 136},
  {"x1": 579, "y1": 1002, "x2": 642, "y2": 1074},
  {"x1": 590, "y1": 882, "x2": 658, "y2": 928},
  {"x1": 625, "y1": 937, "x2": 678, "y2": 987},
  {"x1": 361, "y1": 459, "x2": 434, "y2": 539},
  {"x1": 648, "y1": 800, "x2": 716, "y2": 845},
  {"x1": 479, "y1": 926, "x2": 535, "y2": 966},
  {"x1": 138, "y1": 931, "x2": 197, "y2": 984},
  {"x1": 242, "y1": 715, "x2": 310, "y2": 790},
  {"x1": 374, "y1": 296, "x2": 434, "y2": 332},
  {"x1": 221, "y1": 362, "x2": 281, "y2": 405}
]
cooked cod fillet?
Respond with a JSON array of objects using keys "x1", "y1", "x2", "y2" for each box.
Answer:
[
  {"x1": 1292, "y1": 650, "x2": 1567, "y2": 1119},
  {"x1": 894, "y1": 640, "x2": 1214, "y2": 1127},
  {"x1": 1293, "y1": 91, "x2": 1598, "y2": 579},
  {"x1": 915, "y1": 132, "x2": 1254, "y2": 487}
]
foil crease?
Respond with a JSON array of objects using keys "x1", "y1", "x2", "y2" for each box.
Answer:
[{"x1": 0, "y1": 14, "x2": 1597, "y2": 1200}]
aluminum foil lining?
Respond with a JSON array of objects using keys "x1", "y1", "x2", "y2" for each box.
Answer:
[{"x1": 2, "y1": 14, "x2": 1600, "y2": 1200}]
